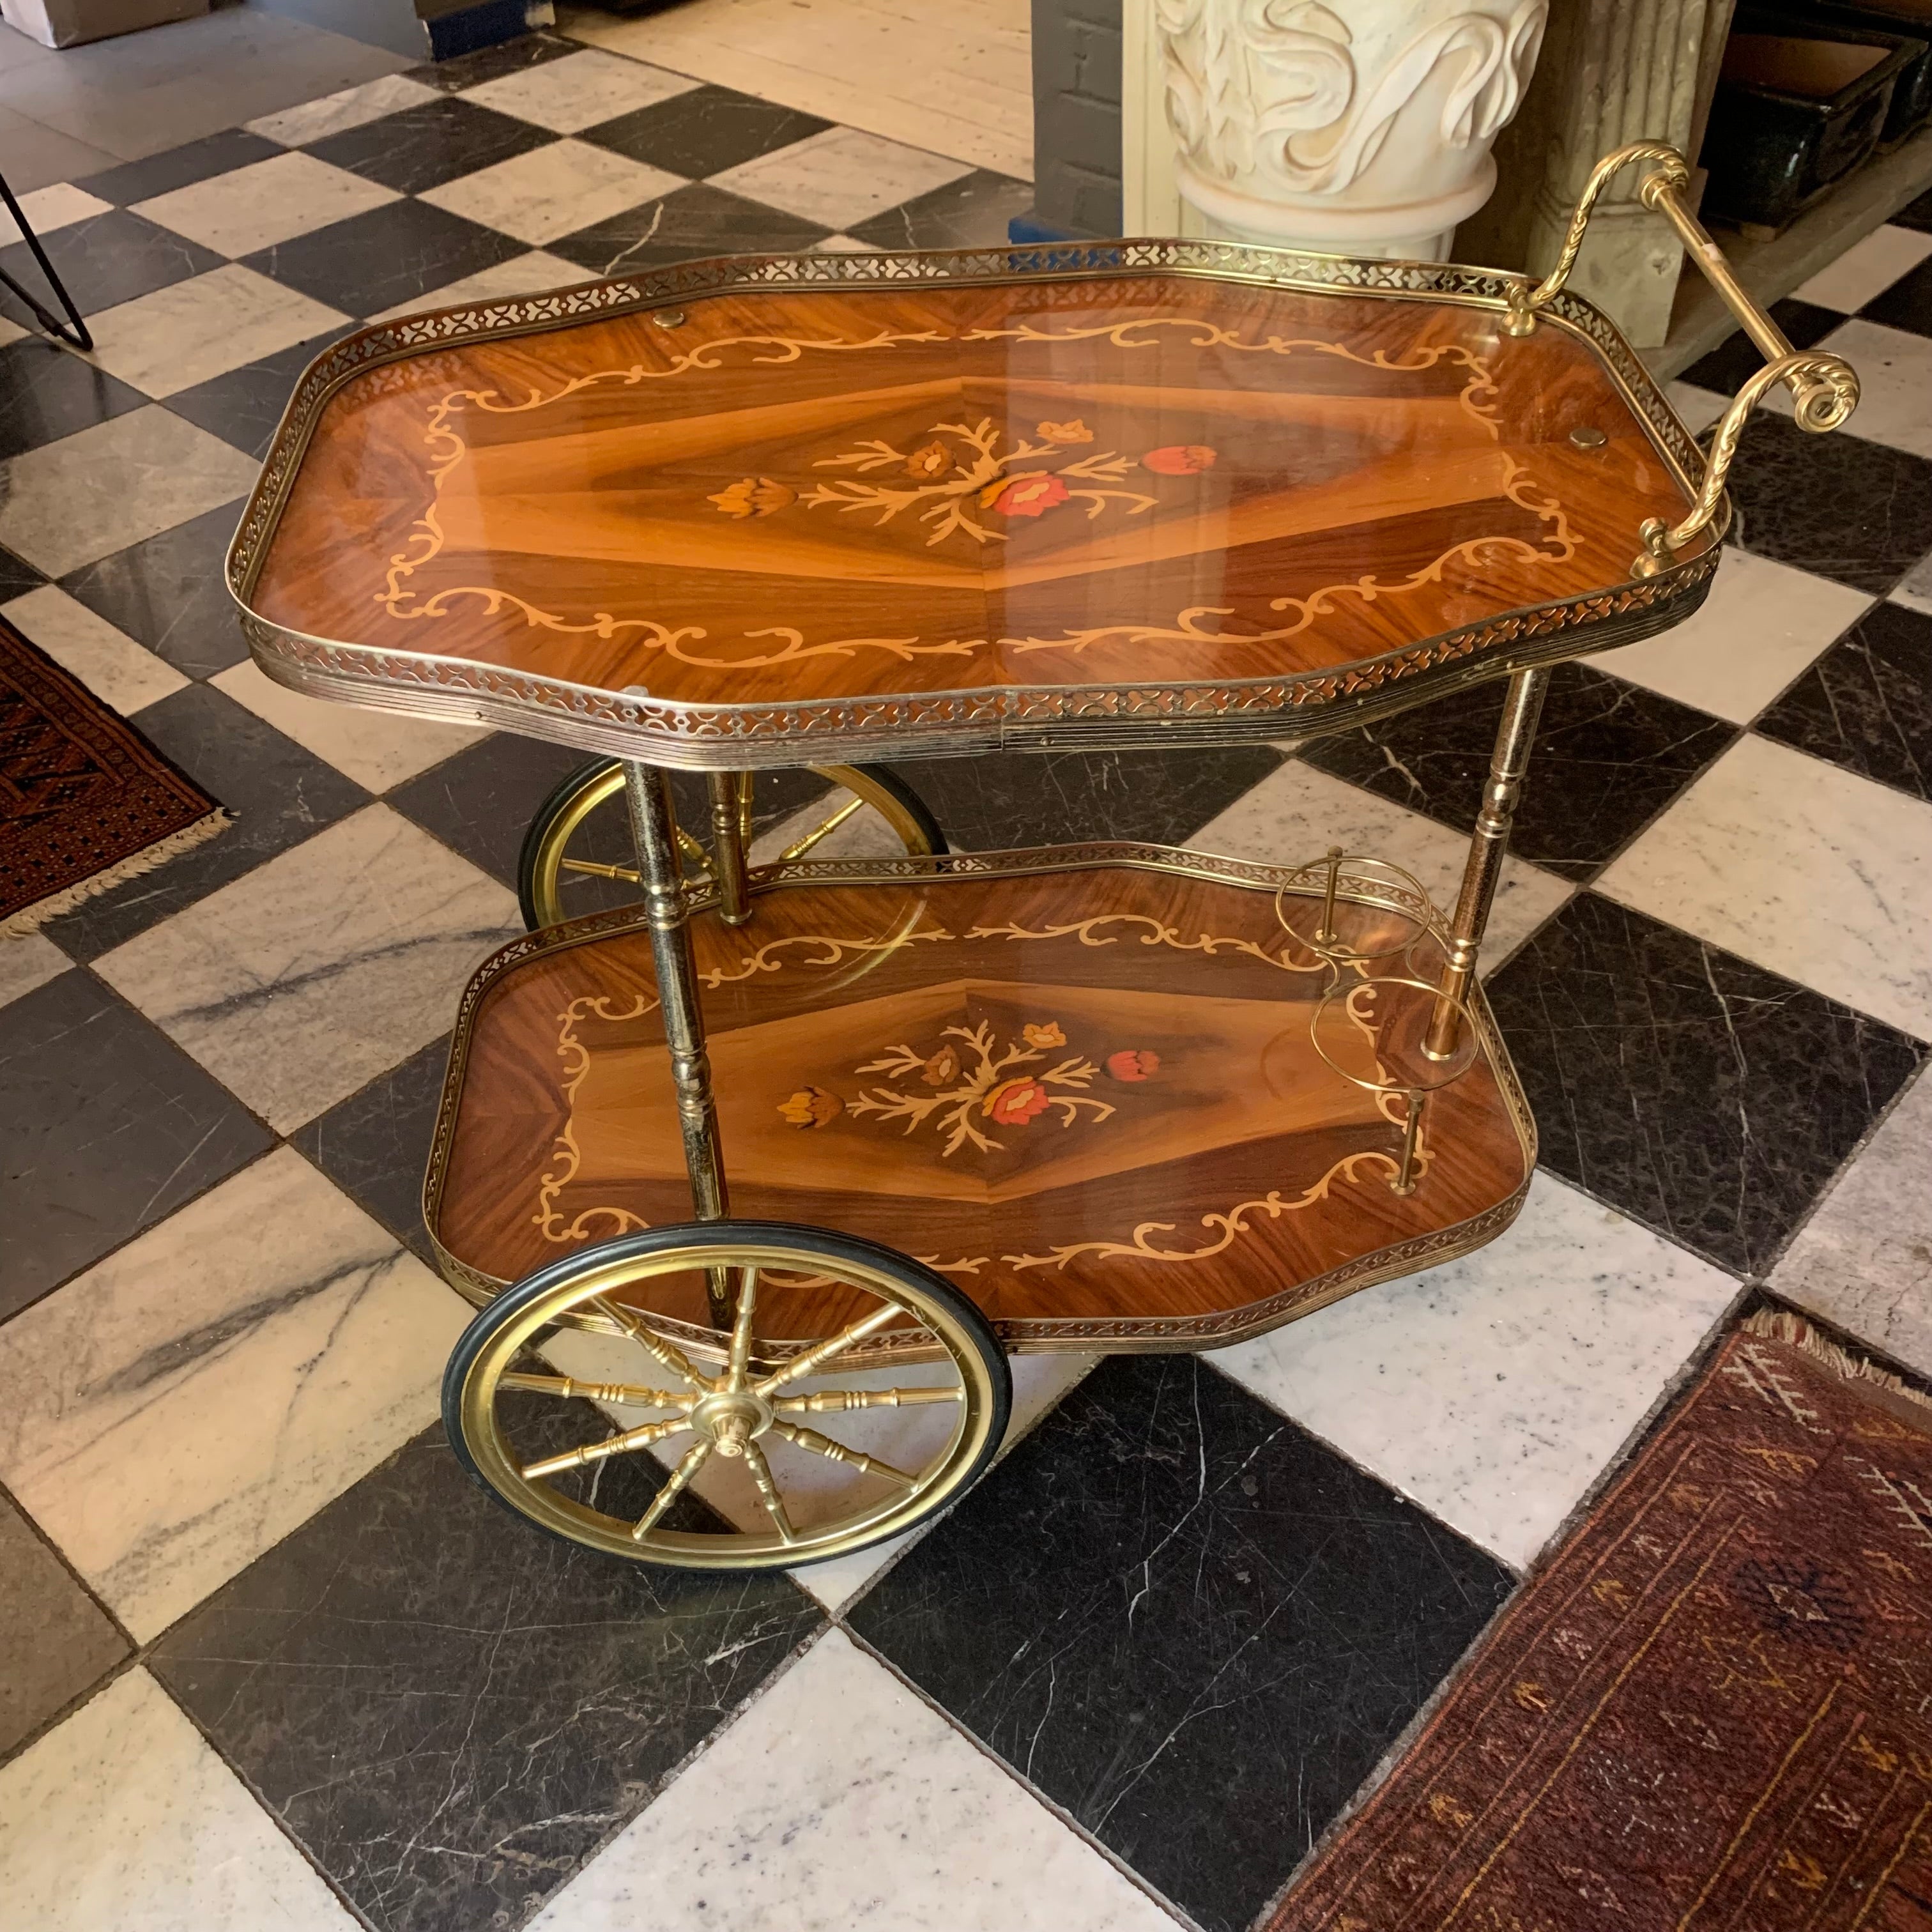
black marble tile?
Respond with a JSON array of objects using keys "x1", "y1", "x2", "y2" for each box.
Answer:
[
  {"x1": 549, "y1": 181, "x2": 829, "y2": 278},
  {"x1": 1754, "y1": 598, "x2": 1932, "y2": 800},
  {"x1": 1681, "y1": 296, "x2": 1844, "y2": 392},
  {"x1": 1485, "y1": 892, "x2": 1926, "y2": 1275},
  {"x1": 0, "y1": 971, "x2": 272, "y2": 1317},
  {"x1": 847, "y1": 169, "x2": 1038, "y2": 250},
  {"x1": 241, "y1": 198, "x2": 525, "y2": 319},
  {"x1": 406, "y1": 29, "x2": 582, "y2": 92},
  {"x1": 0, "y1": 337, "x2": 146, "y2": 463},
  {"x1": 385, "y1": 730, "x2": 581, "y2": 887},
  {"x1": 0, "y1": 210, "x2": 224, "y2": 336},
  {"x1": 1724, "y1": 412, "x2": 1932, "y2": 594},
  {"x1": 885, "y1": 743, "x2": 1284, "y2": 852},
  {"x1": 1859, "y1": 253, "x2": 1932, "y2": 338},
  {"x1": 42, "y1": 684, "x2": 369, "y2": 961},
  {"x1": 151, "y1": 1407, "x2": 822, "y2": 1932},
  {"x1": 76, "y1": 130, "x2": 282, "y2": 206},
  {"x1": 0, "y1": 545, "x2": 44, "y2": 601},
  {"x1": 1892, "y1": 185, "x2": 1932, "y2": 234},
  {"x1": 162, "y1": 330, "x2": 353, "y2": 461},
  {"x1": 0, "y1": 1493, "x2": 128, "y2": 1759},
  {"x1": 1298, "y1": 661, "x2": 1734, "y2": 881},
  {"x1": 58, "y1": 500, "x2": 251, "y2": 678},
  {"x1": 581, "y1": 83, "x2": 831, "y2": 177},
  {"x1": 291, "y1": 1034, "x2": 453, "y2": 1264},
  {"x1": 848, "y1": 1353, "x2": 1513, "y2": 1932},
  {"x1": 306, "y1": 96, "x2": 557, "y2": 195}
]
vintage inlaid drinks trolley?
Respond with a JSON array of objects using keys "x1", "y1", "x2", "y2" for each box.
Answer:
[{"x1": 229, "y1": 146, "x2": 1859, "y2": 1568}]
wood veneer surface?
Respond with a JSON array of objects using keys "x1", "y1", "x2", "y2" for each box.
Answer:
[
  {"x1": 432, "y1": 866, "x2": 1533, "y2": 1344},
  {"x1": 252, "y1": 276, "x2": 1699, "y2": 717}
]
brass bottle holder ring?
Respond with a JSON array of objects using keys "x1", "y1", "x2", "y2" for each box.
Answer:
[{"x1": 1274, "y1": 847, "x2": 1445, "y2": 966}]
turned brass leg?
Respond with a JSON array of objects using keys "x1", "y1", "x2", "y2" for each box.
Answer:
[
  {"x1": 707, "y1": 771, "x2": 753, "y2": 926},
  {"x1": 624, "y1": 762, "x2": 733, "y2": 1324},
  {"x1": 1424, "y1": 667, "x2": 1551, "y2": 1059}
]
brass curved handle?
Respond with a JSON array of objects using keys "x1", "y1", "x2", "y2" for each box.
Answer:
[{"x1": 1502, "y1": 141, "x2": 1860, "y2": 576}]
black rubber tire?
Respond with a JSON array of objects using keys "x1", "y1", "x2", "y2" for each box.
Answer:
[
  {"x1": 442, "y1": 1220, "x2": 1011, "y2": 1568},
  {"x1": 515, "y1": 757, "x2": 949, "y2": 932}
]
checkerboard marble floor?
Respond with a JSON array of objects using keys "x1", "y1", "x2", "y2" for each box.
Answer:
[{"x1": 4, "y1": 30, "x2": 1932, "y2": 1932}]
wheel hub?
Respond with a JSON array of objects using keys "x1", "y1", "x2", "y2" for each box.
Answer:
[{"x1": 687, "y1": 1390, "x2": 771, "y2": 1457}]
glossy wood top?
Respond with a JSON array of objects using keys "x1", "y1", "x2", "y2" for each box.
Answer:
[
  {"x1": 428, "y1": 855, "x2": 1535, "y2": 1347},
  {"x1": 236, "y1": 256, "x2": 1718, "y2": 761}
]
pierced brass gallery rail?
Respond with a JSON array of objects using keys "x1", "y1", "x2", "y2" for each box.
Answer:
[{"x1": 1504, "y1": 141, "x2": 1860, "y2": 577}]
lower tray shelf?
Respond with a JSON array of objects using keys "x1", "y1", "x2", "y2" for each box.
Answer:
[{"x1": 427, "y1": 846, "x2": 1537, "y2": 1353}]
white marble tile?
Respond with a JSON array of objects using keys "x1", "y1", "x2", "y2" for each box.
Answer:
[
  {"x1": 1892, "y1": 548, "x2": 1932, "y2": 619},
  {"x1": 0, "y1": 179, "x2": 110, "y2": 245},
  {"x1": 1786, "y1": 318, "x2": 1932, "y2": 460},
  {"x1": 1212, "y1": 1172, "x2": 1737, "y2": 1570},
  {"x1": 0, "y1": 1667, "x2": 360, "y2": 1931},
  {"x1": 1791, "y1": 222, "x2": 1932, "y2": 312},
  {"x1": 813, "y1": 231, "x2": 883, "y2": 252},
  {"x1": 1666, "y1": 380, "x2": 1728, "y2": 436},
  {"x1": 0, "y1": 931, "x2": 69, "y2": 1008},
  {"x1": 538, "y1": 1324, "x2": 1096, "y2": 1611},
  {"x1": 710, "y1": 124, "x2": 975, "y2": 232},
  {"x1": 464, "y1": 47, "x2": 698, "y2": 132},
  {"x1": 1598, "y1": 734, "x2": 1932, "y2": 1039},
  {"x1": 79, "y1": 263, "x2": 347, "y2": 401},
  {"x1": 244, "y1": 71, "x2": 441, "y2": 146},
  {"x1": 419, "y1": 139, "x2": 683, "y2": 247},
  {"x1": 0, "y1": 406, "x2": 259, "y2": 578},
  {"x1": 526, "y1": 1627, "x2": 1172, "y2": 1932},
  {"x1": 2, "y1": 583, "x2": 186, "y2": 715},
  {"x1": 0, "y1": 1147, "x2": 470, "y2": 1640},
  {"x1": 93, "y1": 804, "x2": 520, "y2": 1132},
  {"x1": 1589, "y1": 546, "x2": 1870, "y2": 724},
  {"x1": 1771, "y1": 1070, "x2": 1932, "y2": 1381},
  {"x1": 1185, "y1": 758, "x2": 1572, "y2": 975},
  {"x1": 366, "y1": 248, "x2": 597, "y2": 323},
  {"x1": 564, "y1": 0, "x2": 1034, "y2": 180},
  {"x1": 210, "y1": 657, "x2": 486, "y2": 790},
  {"x1": 132, "y1": 150, "x2": 400, "y2": 257}
]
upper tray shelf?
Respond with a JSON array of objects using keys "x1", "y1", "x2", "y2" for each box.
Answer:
[{"x1": 230, "y1": 241, "x2": 1719, "y2": 769}]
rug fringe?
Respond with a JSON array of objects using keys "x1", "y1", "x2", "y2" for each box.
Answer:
[
  {"x1": 3, "y1": 808, "x2": 233, "y2": 938},
  {"x1": 1742, "y1": 1307, "x2": 1932, "y2": 1416}
]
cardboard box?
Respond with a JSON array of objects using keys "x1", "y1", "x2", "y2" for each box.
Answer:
[{"x1": 0, "y1": 0, "x2": 209, "y2": 49}]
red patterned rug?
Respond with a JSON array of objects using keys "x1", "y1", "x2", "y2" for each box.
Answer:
[
  {"x1": 1, "y1": 614, "x2": 226, "y2": 935},
  {"x1": 1272, "y1": 1309, "x2": 1932, "y2": 1932}
]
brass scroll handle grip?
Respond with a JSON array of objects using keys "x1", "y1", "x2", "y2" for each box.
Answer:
[{"x1": 1502, "y1": 141, "x2": 1859, "y2": 576}]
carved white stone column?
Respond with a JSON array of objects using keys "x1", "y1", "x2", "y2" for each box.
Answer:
[{"x1": 1154, "y1": 0, "x2": 1549, "y2": 260}]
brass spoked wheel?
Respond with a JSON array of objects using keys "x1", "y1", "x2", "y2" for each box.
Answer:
[
  {"x1": 443, "y1": 1222, "x2": 1011, "y2": 1568},
  {"x1": 516, "y1": 756, "x2": 947, "y2": 931}
]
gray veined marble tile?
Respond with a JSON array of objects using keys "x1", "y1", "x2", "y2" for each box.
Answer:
[
  {"x1": 131, "y1": 149, "x2": 401, "y2": 257},
  {"x1": 245, "y1": 72, "x2": 442, "y2": 148},
  {"x1": 0, "y1": 1668, "x2": 359, "y2": 1930},
  {"x1": 1186, "y1": 756, "x2": 1572, "y2": 974},
  {"x1": 0, "y1": 931, "x2": 69, "y2": 1010},
  {"x1": 365, "y1": 247, "x2": 595, "y2": 324},
  {"x1": 463, "y1": 47, "x2": 698, "y2": 132},
  {"x1": 1791, "y1": 223, "x2": 1932, "y2": 312},
  {"x1": 0, "y1": 1146, "x2": 471, "y2": 1641},
  {"x1": 1211, "y1": 1170, "x2": 1738, "y2": 1570},
  {"x1": 418, "y1": 138, "x2": 684, "y2": 247},
  {"x1": 0, "y1": 583, "x2": 185, "y2": 716},
  {"x1": 1589, "y1": 546, "x2": 1870, "y2": 726},
  {"x1": 0, "y1": 182, "x2": 111, "y2": 247},
  {"x1": 0, "y1": 406, "x2": 261, "y2": 579},
  {"x1": 92, "y1": 803, "x2": 520, "y2": 1133},
  {"x1": 709, "y1": 124, "x2": 976, "y2": 233},
  {"x1": 1771, "y1": 1069, "x2": 1932, "y2": 1380},
  {"x1": 78, "y1": 263, "x2": 348, "y2": 401},
  {"x1": 525, "y1": 1627, "x2": 1177, "y2": 1932},
  {"x1": 1597, "y1": 734, "x2": 1932, "y2": 1040}
]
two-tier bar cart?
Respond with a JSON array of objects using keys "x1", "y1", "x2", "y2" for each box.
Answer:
[{"x1": 228, "y1": 145, "x2": 1858, "y2": 1569}]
